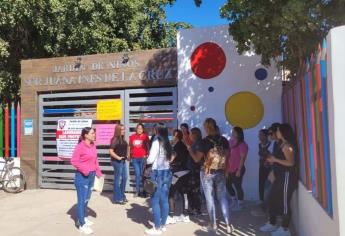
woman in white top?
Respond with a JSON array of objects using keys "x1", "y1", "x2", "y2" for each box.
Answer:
[{"x1": 145, "y1": 123, "x2": 173, "y2": 235}]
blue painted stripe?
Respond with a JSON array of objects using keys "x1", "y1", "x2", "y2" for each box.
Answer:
[
  {"x1": 44, "y1": 109, "x2": 77, "y2": 114},
  {"x1": 320, "y1": 58, "x2": 333, "y2": 216},
  {"x1": 10, "y1": 104, "x2": 15, "y2": 157},
  {"x1": 295, "y1": 82, "x2": 305, "y2": 183},
  {"x1": 304, "y1": 69, "x2": 316, "y2": 197}
]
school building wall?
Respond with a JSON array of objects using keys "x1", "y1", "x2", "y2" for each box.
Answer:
[{"x1": 290, "y1": 26, "x2": 345, "y2": 236}]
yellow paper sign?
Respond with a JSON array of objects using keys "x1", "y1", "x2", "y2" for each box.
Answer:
[{"x1": 97, "y1": 100, "x2": 122, "y2": 120}]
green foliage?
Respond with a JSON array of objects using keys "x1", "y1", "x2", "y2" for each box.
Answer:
[
  {"x1": 220, "y1": 0, "x2": 345, "y2": 77},
  {"x1": 0, "y1": 0, "x2": 190, "y2": 101}
]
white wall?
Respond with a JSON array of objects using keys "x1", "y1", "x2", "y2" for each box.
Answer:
[
  {"x1": 177, "y1": 25, "x2": 282, "y2": 200},
  {"x1": 292, "y1": 25, "x2": 345, "y2": 236}
]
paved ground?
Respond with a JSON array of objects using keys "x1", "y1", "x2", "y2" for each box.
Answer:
[{"x1": 0, "y1": 189, "x2": 294, "y2": 236}]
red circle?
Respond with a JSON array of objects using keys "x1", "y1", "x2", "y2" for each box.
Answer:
[{"x1": 190, "y1": 42, "x2": 226, "y2": 79}]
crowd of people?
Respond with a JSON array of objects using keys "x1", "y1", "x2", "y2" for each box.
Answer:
[{"x1": 70, "y1": 118, "x2": 298, "y2": 236}]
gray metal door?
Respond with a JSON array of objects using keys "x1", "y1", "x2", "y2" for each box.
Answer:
[
  {"x1": 38, "y1": 90, "x2": 125, "y2": 189},
  {"x1": 124, "y1": 87, "x2": 178, "y2": 191},
  {"x1": 38, "y1": 87, "x2": 177, "y2": 191}
]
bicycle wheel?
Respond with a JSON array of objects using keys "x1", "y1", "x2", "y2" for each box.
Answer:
[
  {"x1": 4, "y1": 174, "x2": 26, "y2": 193},
  {"x1": 4, "y1": 167, "x2": 27, "y2": 193}
]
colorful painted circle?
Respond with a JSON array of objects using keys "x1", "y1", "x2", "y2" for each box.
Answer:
[
  {"x1": 208, "y1": 86, "x2": 214, "y2": 92},
  {"x1": 190, "y1": 42, "x2": 226, "y2": 79},
  {"x1": 225, "y1": 91, "x2": 264, "y2": 129},
  {"x1": 190, "y1": 106, "x2": 196, "y2": 112},
  {"x1": 255, "y1": 68, "x2": 268, "y2": 81}
]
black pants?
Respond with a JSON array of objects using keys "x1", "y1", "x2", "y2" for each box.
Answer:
[
  {"x1": 268, "y1": 171, "x2": 295, "y2": 228},
  {"x1": 226, "y1": 167, "x2": 246, "y2": 200},
  {"x1": 169, "y1": 173, "x2": 190, "y2": 215},
  {"x1": 259, "y1": 165, "x2": 270, "y2": 201},
  {"x1": 187, "y1": 171, "x2": 201, "y2": 212}
]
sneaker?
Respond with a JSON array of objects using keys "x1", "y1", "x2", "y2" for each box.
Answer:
[
  {"x1": 134, "y1": 192, "x2": 139, "y2": 198},
  {"x1": 226, "y1": 224, "x2": 234, "y2": 234},
  {"x1": 166, "y1": 216, "x2": 176, "y2": 225},
  {"x1": 180, "y1": 214, "x2": 191, "y2": 223},
  {"x1": 160, "y1": 226, "x2": 167, "y2": 232},
  {"x1": 271, "y1": 227, "x2": 291, "y2": 236},
  {"x1": 201, "y1": 224, "x2": 217, "y2": 233},
  {"x1": 260, "y1": 222, "x2": 278, "y2": 232},
  {"x1": 145, "y1": 228, "x2": 162, "y2": 235},
  {"x1": 84, "y1": 218, "x2": 94, "y2": 226},
  {"x1": 174, "y1": 215, "x2": 182, "y2": 222},
  {"x1": 78, "y1": 224, "x2": 93, "y2": 235}
]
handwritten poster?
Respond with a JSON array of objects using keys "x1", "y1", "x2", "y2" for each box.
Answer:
[
  {"x1": 96, "y1": 100, "x2": 122, "y2": 120},
  {"x1": 95, "y1": 124, "x2": 117, "y2": 145}
]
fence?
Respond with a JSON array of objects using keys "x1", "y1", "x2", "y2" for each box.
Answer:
[
  {"x1": 282, "y1": 39, "x2": 333, "y2": 217},
  {"x1": 0, "y1": 102, "x2": 21, "y2": 158}
]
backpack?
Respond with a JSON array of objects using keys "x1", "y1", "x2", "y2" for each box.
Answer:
[{"x1": 204, "y1": 137, "x2": 227, "y2": 174}]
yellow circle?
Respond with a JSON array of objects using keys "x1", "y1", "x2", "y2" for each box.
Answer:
[{"x1": 225, "y1": 91, "x2": 264, "y2": 129}]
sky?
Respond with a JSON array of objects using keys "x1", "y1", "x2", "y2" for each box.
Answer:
[{"x1": 165, "y1": 0, "x2": 228, "y2": 28}]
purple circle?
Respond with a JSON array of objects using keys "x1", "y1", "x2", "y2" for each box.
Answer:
[
  {"x1": 255, "y1": 68, "x2": 268, "y2": 80},
  {"x1": 208, "y1": 86, "x2": 214, "y2": 92},
  {"x1": 190, "y1": 106, "x2": 196, "y2": 111}
]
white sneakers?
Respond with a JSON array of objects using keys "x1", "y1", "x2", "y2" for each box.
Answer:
[
  {"x1": 166, "y1": 214, "x2": 190, "y2": 224},
  {"x1": 271, "y1": 227, "x2": 291, "y2": 236},
  {"x1": 84, "y1": 218, "x2": 94, "y2": 226},
  {"x1": 202, "y1": 224, "x2": 218, "y2": 233},
  {"x1": 165, "y1": 216, "x2": 176, "y2": 225},
  {"x1": 145, "y1": 228, "x2": 163, "y2": 235},
  {"x1": 260, "y1": 222, "x2": 278, "y2": 232},
  {"x1": 79, "y1": 224, "x2": 94, "y2": 235},
  {"x1": 179, "y1": 214, "x2": 191, "y2": 223}
]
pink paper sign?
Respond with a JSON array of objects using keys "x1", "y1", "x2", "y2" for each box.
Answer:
[{"x1": 95, "y1": 124, "x2": 117, "y2": 145}]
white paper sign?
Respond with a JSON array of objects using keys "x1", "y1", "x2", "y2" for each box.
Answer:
[
  {"x1": 24, "y1": 119, "x2": 33, "y2": 135},
  {"x1": 56, "y1": 119, "x2": 92, "y2": 158}
]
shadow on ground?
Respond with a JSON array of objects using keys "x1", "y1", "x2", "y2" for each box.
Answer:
[{"x1": 66, "y1": 204, "x2": 97, "y2": 228}]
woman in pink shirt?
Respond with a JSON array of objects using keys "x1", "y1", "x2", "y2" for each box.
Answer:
[
  {"x1": 226, "y1": 126, "x2": 248, "y2": 211},
  {"x1": 71, "y1": 127, "x2": 102, "y2": 235}
]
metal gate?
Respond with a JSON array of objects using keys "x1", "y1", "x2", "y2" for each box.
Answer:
[{"x1": 38, "y1": 87, "x2": 177, "y2": 190}]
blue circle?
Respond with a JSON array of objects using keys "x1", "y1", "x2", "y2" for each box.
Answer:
[
  {"x1": 255, "y1": 68, "x2": 268, "y2": 80},
  {"x1": 208, "y1": 86, "x2": 214, "y2": 92},
  {"x1": 190, "y1": 106, "x2": 196, "y2": 111}
]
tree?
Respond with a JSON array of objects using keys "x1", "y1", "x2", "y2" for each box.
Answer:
[
  {"x1": 220, "y1": 0, "x2": 345, "y2": 78},
  {"x1": 0, "y1": 0, "x2": 190, "y2": 102}
]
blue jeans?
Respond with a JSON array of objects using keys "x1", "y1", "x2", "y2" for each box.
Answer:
[
  {"x1": 132, "y1": 158, "x2": 145, "y2": 194},
  {"x1": 74, "y1": 171, "x2": 95, "y2": 226},
  {"x1": 151, "y1": 169, "x2": 172, "y2": 228},
  {"x1": 112, "y1": 160, "x2": 128, "y2": 202},
  {"x1": 200, "y1": 170, "x2": 230, "y2": 226}
]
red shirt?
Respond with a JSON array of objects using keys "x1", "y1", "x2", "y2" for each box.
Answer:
[{"x1": 129, "y1": 133, "x2": 150, "y2": 158}]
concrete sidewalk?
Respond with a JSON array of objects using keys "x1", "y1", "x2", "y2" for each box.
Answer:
[{"x1": 0, "y1": 189, "x2": 287, "y2": 236}]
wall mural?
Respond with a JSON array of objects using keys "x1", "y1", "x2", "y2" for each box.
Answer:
[
  {"x1": 282, "y1": 39, "x2": 333, "y2": 217},
  {"x1": 177, "y1": 25, "x2": 282, "y2": 199}
]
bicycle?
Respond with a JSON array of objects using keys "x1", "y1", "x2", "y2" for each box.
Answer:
[{"x1": 0, "y1": 157, "x2": 26, "y2": 193}]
